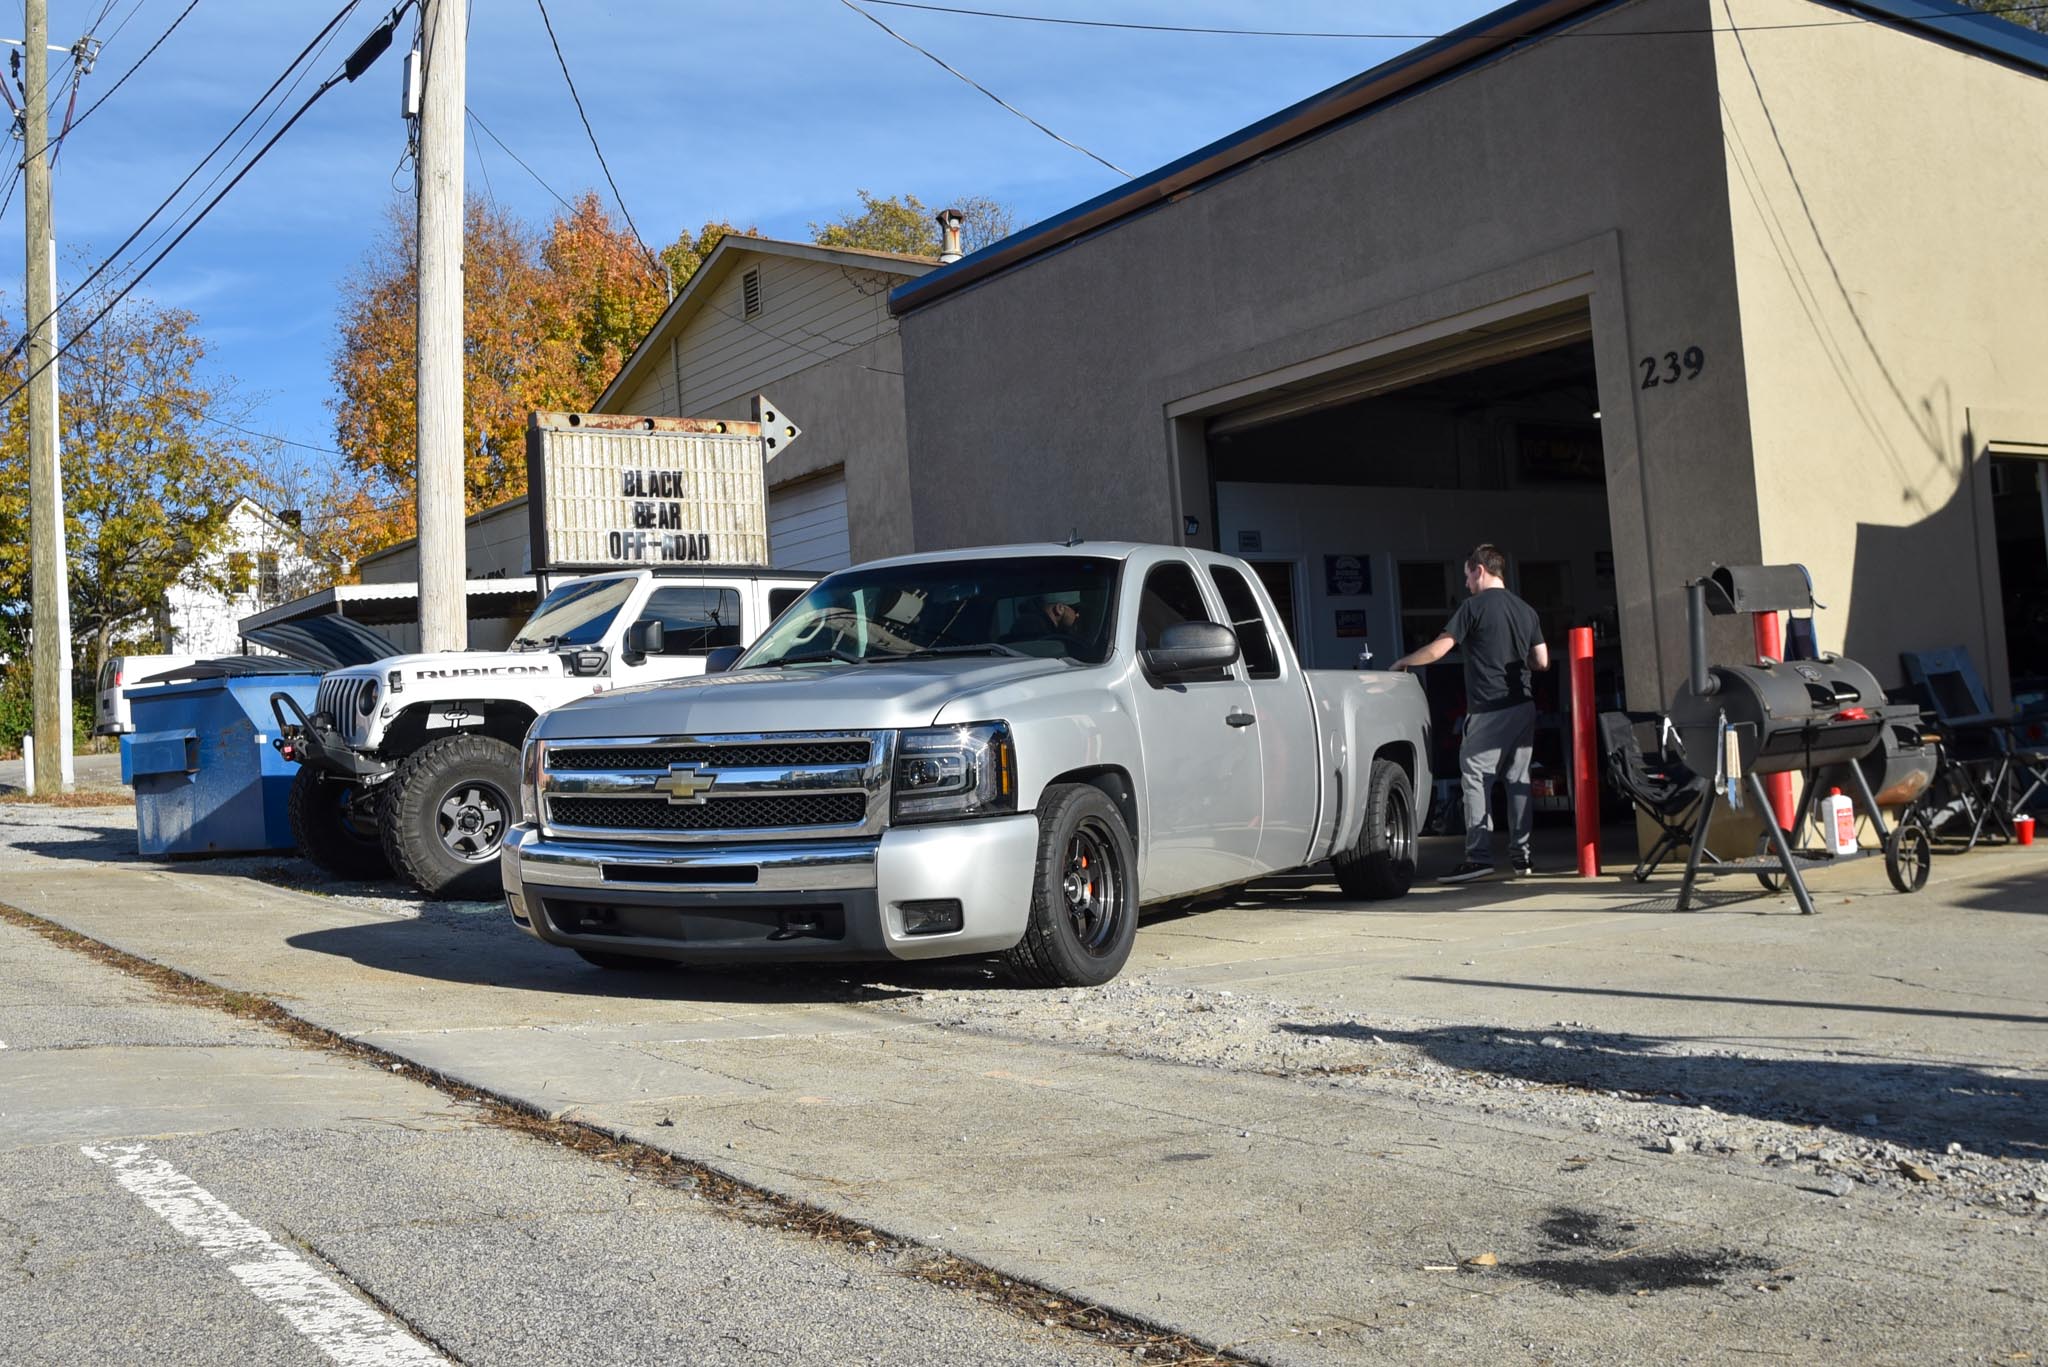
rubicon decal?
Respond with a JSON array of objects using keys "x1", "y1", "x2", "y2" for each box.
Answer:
[{"x1": 414, "y1": 665, "x2": 555, "y2": 679}]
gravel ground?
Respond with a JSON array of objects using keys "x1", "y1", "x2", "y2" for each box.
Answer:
[
  {"x1": 868, "y1": 974, "x2": 2048, "y2": 1216},
  {"x1": 8, "y1": 798, "x2": 2044, "y2": 1221}
]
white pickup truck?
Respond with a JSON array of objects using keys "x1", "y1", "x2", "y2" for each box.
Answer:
[
  {"x1": 276, "y1": 566, "x2": 815, "y2": 898},
  {"x1": 503, "y1": 543, "x2": 1432, "y2": 986}
]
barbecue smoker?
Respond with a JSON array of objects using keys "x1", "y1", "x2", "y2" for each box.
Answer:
[{"x1": 1665, "y1": 565, "x2": 1931, "y2": 913}]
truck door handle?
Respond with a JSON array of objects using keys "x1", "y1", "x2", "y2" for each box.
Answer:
[{"x1": 1226, "y1": 709, "x2": 1257, "y2": 728}]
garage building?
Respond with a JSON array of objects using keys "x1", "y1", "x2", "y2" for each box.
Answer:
[{"x1": 890, "y1": 0, "x2": 2048, "y2": 745}]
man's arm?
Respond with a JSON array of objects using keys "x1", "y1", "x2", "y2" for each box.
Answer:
[
  {"x1": 1530, "y1": 641, "x2": 1550, "y2": 672},
  {"x1": 1392, "y1": 633, "x2": 1456, "y2": 672}
]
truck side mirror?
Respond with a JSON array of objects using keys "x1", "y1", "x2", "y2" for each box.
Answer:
[
  {"x1": 1142, "y1": 621, "x2": 1240, "y2": 681},
  {"x1": 704, "y1": 646, "x2": 745, "y2": 674},
  {"x1": 622, "y1": 619, "x2": 665, "y2": 665}
]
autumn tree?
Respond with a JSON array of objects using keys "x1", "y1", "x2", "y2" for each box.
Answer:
[
  {"x1": 0, "y1": 281, "x2": 267, "y2": 681},
  {"x1": 1964, "y1": 0, "x2": 2046, "y2": 34},
  {"x1": 329, "y1": 192, "x2": 748, "y2": 565},
  {"x1": 810, "y1": 190, "x2": 1016, "y2": 256}
]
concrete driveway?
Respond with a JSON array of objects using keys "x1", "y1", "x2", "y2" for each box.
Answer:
[{"x1": 1, "y1": 802, "x2": 2041, "y2": 1363}]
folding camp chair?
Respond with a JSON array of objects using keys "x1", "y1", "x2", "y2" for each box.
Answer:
[
  {"x1": 1900, "y1": 647, "x2": 2048, "y2": 844},
  {"x1": 1600, "y1": 711, "x2": 1713, "y2": 882}
]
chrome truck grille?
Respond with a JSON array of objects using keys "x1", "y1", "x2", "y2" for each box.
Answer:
[
  {"x1": 314, "y1": 675, "x2": 374, "y2": 746},
  {"x1": 537, "y1": 731, "x2": 893, "y2": 842}
]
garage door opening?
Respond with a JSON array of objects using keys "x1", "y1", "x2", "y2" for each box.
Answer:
[{"x1": 1205, "y1": 333, "x2": 1623, "y2": 820}]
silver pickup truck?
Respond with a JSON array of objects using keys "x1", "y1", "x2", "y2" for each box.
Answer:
[{"x1": 504, "y1": 543, "x2": 1432, "y2": 986}]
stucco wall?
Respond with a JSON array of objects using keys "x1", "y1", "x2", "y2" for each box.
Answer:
[
  {"x1": 1715, "y1": 0, "x2": 2048, "y2": 705},
  {"x1": 897, "y1": 0, "x2": 1762, "y2": 708}
]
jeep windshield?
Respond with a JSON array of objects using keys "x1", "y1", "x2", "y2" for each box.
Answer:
[
  {"x1": 736, "y1": 555, "x2": 1121, "y2": 668},
  {"x1": 511, "y1": 576, "x2": 637, "y2": 649}
]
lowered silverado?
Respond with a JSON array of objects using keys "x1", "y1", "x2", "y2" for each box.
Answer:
[{"x1": 504, "y1": 543, "x2": 1431, "y2": 986}]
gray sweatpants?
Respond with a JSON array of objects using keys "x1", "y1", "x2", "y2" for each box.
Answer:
[{"x1": 1461, "y1": 702, "x2": 1536, "y2": 862}]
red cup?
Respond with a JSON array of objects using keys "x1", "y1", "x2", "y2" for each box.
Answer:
[{"x1": 2018, "y1": 815, "x2": 2036, "y2": 847}]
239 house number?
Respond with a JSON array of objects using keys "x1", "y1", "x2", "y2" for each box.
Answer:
[{"x1": 1640, "y1": 346, "x2": 1705, "y2": 389}]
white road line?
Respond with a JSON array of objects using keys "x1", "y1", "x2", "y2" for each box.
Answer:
[{"x1": 81, "y1": 1143, "x2": 443, "y2": 1366}]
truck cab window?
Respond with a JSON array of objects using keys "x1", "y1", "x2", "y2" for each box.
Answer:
[
  {"x1": 1208, "y1": 565, "x2": 1280, "y2": 680},
  {"x1": 1137, "y1": 562, "x2": 1215, "y2": 650},
  {"x1": 638, "y1": 586, "x2": 743, "y2": 653}
]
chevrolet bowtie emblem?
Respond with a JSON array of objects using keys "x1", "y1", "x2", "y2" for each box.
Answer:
[{"x1": 655, "y1": 764, "x2": 717, "y2": 804}]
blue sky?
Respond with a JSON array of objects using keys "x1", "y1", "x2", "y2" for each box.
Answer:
[{"x1": 3, "y1": 0, "x2": 1497, "y2": 477}]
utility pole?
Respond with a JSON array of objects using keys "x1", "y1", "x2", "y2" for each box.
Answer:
[
  {"x1": 22, "y1": 0, "x2": 74, "y2": 793},
  {"x1": 415, "y1": 0, "x2": 466, "y2": 651}
]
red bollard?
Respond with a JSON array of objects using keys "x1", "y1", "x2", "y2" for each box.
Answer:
[
  {"x1": 1570, "y1": 626, "x2": 1600, "y2": 877},
  {"x1": 1753, "y1": 610, "x2": 1796, "y2": 834}
]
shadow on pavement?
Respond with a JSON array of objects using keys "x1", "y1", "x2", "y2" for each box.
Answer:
[
  {"x1": 282, "y1": 917, "x2": 930, "y2": 1006},
  {"x1": 1947, "y1": 866, "x2": 2048, "y2": 915},
  {"x1": 1277, "y1": 1016, "x2": 2047, "y2": 1159}
]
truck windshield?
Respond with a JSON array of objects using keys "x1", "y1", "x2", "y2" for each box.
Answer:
[
  {"x1": 512, "y1": 576, "x2": 637, "y2": 648},
  {"x1": 738, "y1": 556, "x2": 1122, "y2": 668}
]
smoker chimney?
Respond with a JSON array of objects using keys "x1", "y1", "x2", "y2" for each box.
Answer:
[{"x1": 936, "y1": 207, "x2": 965, "y2": 264}]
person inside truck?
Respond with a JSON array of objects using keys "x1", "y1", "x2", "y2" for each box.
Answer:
[{"x1": 1006, "y1": 591, "x2": 1086, "y2": 656}]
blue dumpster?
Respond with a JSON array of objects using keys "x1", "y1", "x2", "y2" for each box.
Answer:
[{"x1": 122, "y1": 674, "x2": 323, "y2": 856}]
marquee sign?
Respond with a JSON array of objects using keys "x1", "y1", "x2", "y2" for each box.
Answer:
[{"x1": 524, "y1": 397, "x2": 799, "y2": 571}]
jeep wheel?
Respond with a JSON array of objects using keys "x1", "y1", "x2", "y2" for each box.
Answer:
[
  {"x1": 382, "y1": 734, "x2": 520, "y2": 900},
  {"x1": 288, "y1": 767, "x2": 391, "y2": 878},
  {"x1": 1332, "y1": 758, "x2": 1416, "y2": 900},
  {"x1": 1005, "y1": 783, "x2": 1139, "y2": 988}
]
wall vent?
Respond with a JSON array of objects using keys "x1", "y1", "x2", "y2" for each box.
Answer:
[{"x1": 741, "y1": 267, "x2": 763, "y2": 318}]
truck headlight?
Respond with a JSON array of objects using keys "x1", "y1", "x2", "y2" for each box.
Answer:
[
  {"x1": 519, "y1": 735, "x2": 545, "y2": 824},
  {"x1": 358, "y1": 678, "x2": 380, "y2": 714},
  {"x1": 891, "y1": 722, "x2": 1017, "y2": 823}
]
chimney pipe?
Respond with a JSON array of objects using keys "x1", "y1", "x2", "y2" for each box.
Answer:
[
  {"x1": 936, "y1": 207, "x2": 965, "y2": 264},
  {"x1": 1686, "y1": 579, "x2": 1719, "y2": 698}
]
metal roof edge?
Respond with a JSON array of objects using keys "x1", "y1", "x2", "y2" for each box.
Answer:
[{"x1": 889, "y1": 0, "x2": 2048, "y2": 318}]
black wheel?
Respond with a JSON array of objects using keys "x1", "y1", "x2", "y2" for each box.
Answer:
[
  {"x1": 381, "y1": 734, "x2": 520, "y2": 899},
  {"x1": 287, "y1": 767, "x2": 391, "y2": 878},
  {"x1": 1755, "y1": 830, "x2": 1785, "y2": 892},
  {"x1": 1885, "y1": 821, "x2": 1932, "y2": 894},
  {"x1": 1005, "y1": 783, "x2": 1139, "y2": 988},
  {"x1": 574, "y1": 949, "x2": 674, "y2": 972},
  {"x1": 1332, "y1": 759, "x2": 1416, "y2": 899}
]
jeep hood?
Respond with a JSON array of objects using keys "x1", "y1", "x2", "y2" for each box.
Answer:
[
  {"x1": 535, "y1": 657, "x2": 1075, "y2": 737},
  {"x1": 329, "y1": 649, "x2": 567, "y2": 680}
]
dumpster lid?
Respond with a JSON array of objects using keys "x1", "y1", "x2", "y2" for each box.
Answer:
[
  {"x1": 137, "y1": 657, "x2": 319, "y2": 685},
  {"x1": 241, "y1": 615, "x2": 402, "y2": 670}
]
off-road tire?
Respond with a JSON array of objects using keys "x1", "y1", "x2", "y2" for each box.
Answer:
[
  {"x1": 1332, "y1": 758, "x2": 1416, "y2": 899},
  {"x1": 574, "y1": 949, "x2": 674, "y2": 972},
  {"x1": 1004, "y1": 783, "x2": 1139, "y2": 988},
  {"x1": 287, "y1": 767, "x2": 391, "y2": 878},
  {"x1": 382, "y1": 734, "x2": 520, "y2": 900}
]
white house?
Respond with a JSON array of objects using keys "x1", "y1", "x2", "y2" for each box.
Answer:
[{"x1": 162, "y1": 497, "x2": 315, "y2": 656}]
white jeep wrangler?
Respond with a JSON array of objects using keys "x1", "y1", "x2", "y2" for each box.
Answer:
[{"x1": 274, "y1": 566, "x2": 814, "y2": 898}]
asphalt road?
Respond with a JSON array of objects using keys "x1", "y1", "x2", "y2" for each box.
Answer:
[{"x1": 0, "y1": 917, "x2": 1120, "y2": 1366}]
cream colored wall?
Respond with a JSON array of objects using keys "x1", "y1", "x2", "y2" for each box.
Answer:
[
  {"x1": 1716, "y1": 0, "x2": 2048, "y2": 704},
  {"x1": 613, "y1": 255, "x2": 901, "y2": 418}
]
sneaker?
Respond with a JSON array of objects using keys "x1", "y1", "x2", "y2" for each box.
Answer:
[
  {"x1": 1437, "y1": 860, "x2": 1495, "y2": 884},
  {"x1": 1512, "y1": 852, "x2": 1535, "y2": 876}
]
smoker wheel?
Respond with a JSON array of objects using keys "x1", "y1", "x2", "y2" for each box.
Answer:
[{"x1": 1884, "y1": 821, "x2": 1932, "y2": 894}]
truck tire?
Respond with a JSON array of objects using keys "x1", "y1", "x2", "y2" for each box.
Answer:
[
  {"x1": 1005, "y1": 783, "x2": 1139, "y2": 988},
  {"x1": 1333, "y1": 758, "x2": 1416, "y2": 900},
  {"x1": 381, "y1": 734, "x2": 520, "y2": 900},
  {"x1": 288, "y1": 767, "x2": 391, "y2": 878}
]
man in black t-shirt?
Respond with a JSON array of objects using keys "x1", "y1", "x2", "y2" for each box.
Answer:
[{"x1": 1392, "y1": 544, "x2": 1549, "y2": 882}]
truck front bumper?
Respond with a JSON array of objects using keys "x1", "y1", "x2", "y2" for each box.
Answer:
[{"x1": 500, "y1": 815, "x2": 1039, "y2": 965}]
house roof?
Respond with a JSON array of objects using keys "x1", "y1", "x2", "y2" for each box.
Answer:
[
  {"x1": 595, "y1": 235, "x2": 939, "y2": 414},
  {"x1": 889, "y1": 0, "x2": 2048, "y2": 317}
]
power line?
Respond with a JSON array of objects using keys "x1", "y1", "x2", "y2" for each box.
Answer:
[
  {"x1": 5, "y1": 0, "x2": 366, "y2": 365},
  {"x1": 56, "y1": 0, "x2": 201, "y2": 146},
  {"x1": 533, "y1": 0, "x2": 662, "y2": 274},
  {"x1": 466, "y1": 104, "x2": 573, "y2": 213},
  {"x1": 837, "y1": 0, "x2": 1130, "y2": 178},
  {"x1": 0, "y1": 4, "x2": 408, "y2": 411},
  {"x1": 859, "y1": 0, "x2": 2048, "y2": 39}
]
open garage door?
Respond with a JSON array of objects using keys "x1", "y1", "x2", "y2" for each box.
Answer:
[
  {"x1": 769, "y1": 471, "x2": 851, "y2": 572},
  {"x1": 1203, "y1": 308, "x2": 1622, "y2": 822}
]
